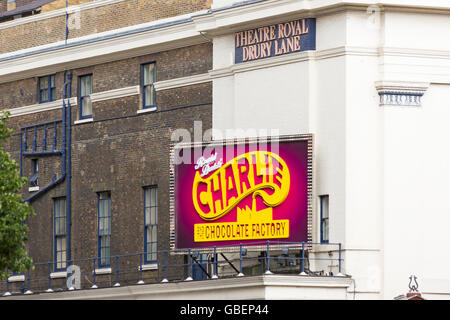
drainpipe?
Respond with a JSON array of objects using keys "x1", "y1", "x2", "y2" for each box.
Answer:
[
  {"x1": 19, "y1": 131, "x2": 23, "y2": 177},
  {"x1": 66, "y1": 72, "x2": 72, "y2": 263},
  {"x1": 65, "y1": 0, "x2": 69, "y2": 45}
]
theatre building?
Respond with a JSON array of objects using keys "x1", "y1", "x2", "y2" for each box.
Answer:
[{"x1": 1, "y1": 0, "x2": 450, "y2": 300}]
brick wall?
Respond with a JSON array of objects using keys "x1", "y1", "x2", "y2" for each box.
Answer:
[
  {"x1": 41, "y1": 0, "x2": 93, "y2": 13},
  {"x1": 0, "y1": 0, "x2": 5, "y2": 14},
  {"x1": 0, "y1": 0, "x2": 211, "y2": 54},
  {"x1": 0, "y1": 43, "x2": 211, "y2": 111},
  {"x1": 0, "y1": 41, "x2": 212, "y2": 292}
]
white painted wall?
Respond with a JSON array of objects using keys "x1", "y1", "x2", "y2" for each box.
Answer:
[
  {"x1": 210, "y1": 3, "x2": 450, "y2": 300},
  {"x1": 379, "y1": 10, "x2": 450, "y2": 299},
  {"x1": 383, "y1": 83, "x2": 450, "y2": 299}
]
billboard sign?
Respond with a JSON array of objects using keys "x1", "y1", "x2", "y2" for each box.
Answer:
[{"x1": 170, "y1": 135, "x2": 312, "y2": 250}]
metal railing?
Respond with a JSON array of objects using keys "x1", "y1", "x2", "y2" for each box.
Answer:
[{"x1": 1, "y1": 241, "x2": 345, "y2": 297}]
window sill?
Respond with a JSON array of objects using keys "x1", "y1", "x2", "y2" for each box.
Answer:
[
  {"x1": 8, "y1": 275, "x2": 25, "y2": 282},
  {"x1": 50, "y1": 271, "x2": 67, "y2": 279},
  {"x1": 74, "y1": 118, "x2": 93, "y2": 125},
  {"x1": 28, "y1": 186, "x2": 39, "y2": 192},
  {"x1": 137, "y1": 107, "x2": 157, "y2": 114},
  {"x1": 138, "y1": 263, "x2": 158, "y2": 271},
  {"x1": 94, "y1": 267, "x2": 112, "y2": 275}
]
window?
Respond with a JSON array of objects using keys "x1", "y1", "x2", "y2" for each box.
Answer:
[
  {"x1": 144, "y1": 186, "x2": 158, "y2": 263},
  {"x1": 320, "y1": 195, "x2": 329, "y2": 244},
  {"x1": 98, "y1": 192, "x2": 111, "y2": 267},
  {"x1": 29, "y1": 159, "x2": 38, "y2": 187},
  {"x1": 141, "y1": 63, "x2": 156, "y2": 109},
  {"x1": 7, "y1": 0, "x2": 16, "y2": 11},
  {"x1": 54, "y1": 198, "x2": 67, "y2": 271},
  {"x1": 79, "y1": 74, "x2": 93, "y2": 119},
  {"x1": 39, "y1": 75, "x2": 56, "y2": 103}
]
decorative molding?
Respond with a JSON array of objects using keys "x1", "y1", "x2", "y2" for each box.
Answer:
[
  {"x1": 90, "y1": 85, "x2": 140, "y2": 102},
  {"x1": 0, "y1": 0, "x2": 128, "y2": 31},
  {"x1": 0, "y1": 0, "x2": 449, "y2": 85},
  {"x1": 1, "y1": 274, "x2": 353, "y2": 300},
  {"x1": 375, "y1": 81, "x2": 429, "y2": 107},
  {"x1": 209, "y1": 46, "x2": 379, "y2": 80},
  {"x1": 194, "y1": 0, "x2": 450, "y2": 37},
  {"x1": 50, "y1": 271, "x2": 67, "y2": 279},
  {"x1": 380, "y1": 47, "x2": 450, "y2": 60},
  {"x1": 154, "y1": 73, "x2": 211, "y2": 91},
  {"x1": 209, "y1": 50, "x2": 315, "y2": 79},
  {"x1": 138, "y1": 264, "x2": 158, "y2": 271},
  {"x1": 94, "y1": 268, "x2": 112, "y2": 275},
  {"x1": 8, "y1": 275, "x2": 25, "y2": 282},
  {"x1": 6, "y1": 86, "x2": 139, "y2": 119},
  {"x1": 6, "y1": 97, "x2": 77, "y2": 118},
  {"x1": 0, "y1": 20, "x2": 207, "y2": 85},
  {"x1": 28, "y1": 186, "x2": 40, "y2": 192},
  {"x1": 74, "y1": 118, "x2": 93, "y2": 125},
  {"x1": 137, "y1": 106, "x2": 157, "y2": 114}
]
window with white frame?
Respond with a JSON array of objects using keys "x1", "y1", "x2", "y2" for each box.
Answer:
[
  {"x1": 54, "y1": 197, "x2": 67, "y2": 271},
  {"x1": 98, "y1": 192, "x2": 111, "y2": 267},
  {"x1": 39, "y1": 75, "x2": 56, "y2": 103},
  {"x1": 144, "y1": 186, "x2": 158, "y2": 263},
  {"x1": 320, "y1": 195, "x2": 329, "y2": 243},
  {"x1": 79, "y1": 74, "x2": 93, "y2": 119},
  {"x1": 141, "y1": 63, "x2": 156, "y2": 109}
]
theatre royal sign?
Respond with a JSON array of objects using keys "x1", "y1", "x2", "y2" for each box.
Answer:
[
  {"x1": 170, "y1": 135, "x2": 313, "y2": 251},
  {"x1": 235, "y1": 18, "x2": 316, "y2": 63}
]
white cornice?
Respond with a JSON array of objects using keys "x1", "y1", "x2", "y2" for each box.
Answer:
[
  {"x1": 375, "y1": 80, "x2": 430, "y2": 92},
  {"x1": 90, "y1": 85, "x2": 140, "y2": 102},
  {"x1": 50, "y1": 271, "x2": 67, "y2": 279},
  {"x1": 194, "y1": 0, "x2": 450, "y2": 36},
  {"x1": 209, "y1": 46, "x2": 380, "y2": 79},
  {"x1": 380, "y1": 47, "x2": 450, "y2": 60},
  {"x1": 0, "y1": 0, "x2": 127, "y2": 30},
  {"x1": 7, "y1": 97, "x2": 77, "y2": 117},
  {"x1": 0, "y1": 19, "x2": 207, "y2": 83},
  {"x1": 209, "y1": 45, "x2": 450, "y2": 81},
  {"x1": 154, "y1": 73, "x2": 211, "y2": 91},
  {"x1": 5, "y1": 85, "x2": 141, "y2": 117},
  {"x1": 7, "y1": 275, "x2": 25, "y2": 282},
  {"x1": 1, "y1": 0, "x2": 450, "y2": 85},
  {"x1": 0, "y1": 274, "x2": 352, "y2": 300},
  {"x1": 375, "y1": 80, "x2": 430, "y2": 107}
]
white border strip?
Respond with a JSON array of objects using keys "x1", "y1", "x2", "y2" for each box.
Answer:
[
  {"x1": 7, "y1": 97, "x2": 77, "y2": 118},
  {"x1": 90, "y1": 85, "x2": 140, "y2": 102},
  {"x1": 94, "y1": 268, "x2": 112, "y2": 275},
  {"x1": 5, "y1": 76, "x2": 212, "y2": 118},
  {"x1": 8, "y1": 275, "x2": 25, "y2": 282},
  {"x1": 50, "y1": 271, "x2": 67, "y2": 279},
  {"x1": 0, "y1": 0, "x2": 127, "y2": 30},
  {"x1": 154, "y1": 73, "x2": 211, "y2": 91}
]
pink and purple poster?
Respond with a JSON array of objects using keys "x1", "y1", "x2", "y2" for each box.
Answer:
[{"x1": 172, "y1": 136, "x2": 312, "y2": 249}]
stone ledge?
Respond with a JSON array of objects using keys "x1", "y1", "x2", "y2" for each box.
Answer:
[{"x1": 1, "y1": 274, "x2": 353, "y2": 300}]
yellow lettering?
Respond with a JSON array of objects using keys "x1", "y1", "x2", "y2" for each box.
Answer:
[{"x1": 192, "y1": 151, "x2": 291, "y2": 221}]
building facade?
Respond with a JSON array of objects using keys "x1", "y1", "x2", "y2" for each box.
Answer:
[
  {"x1": 1, "y1": 0, "x2": 450, "y2": 300},
  {"x1": 1, "y1": 0, "x2": 215, "y2": 293}
]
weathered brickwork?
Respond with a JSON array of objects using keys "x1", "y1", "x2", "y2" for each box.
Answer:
[
  {"x1": 0, "y1": 77, "x2": 41, "y2": 110},
  {"x1": 0, "y1": 43, "x2": 211, "y2": 111},
  {"x1": 0, "y1": 37, "x2": 212, "y2": 291},
  {"x1": 41, "y1": 0, "x2": 93, "y2": 13},
  {"x1": 0, "y1": 0, "x2": 211, "y2": 54}
]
